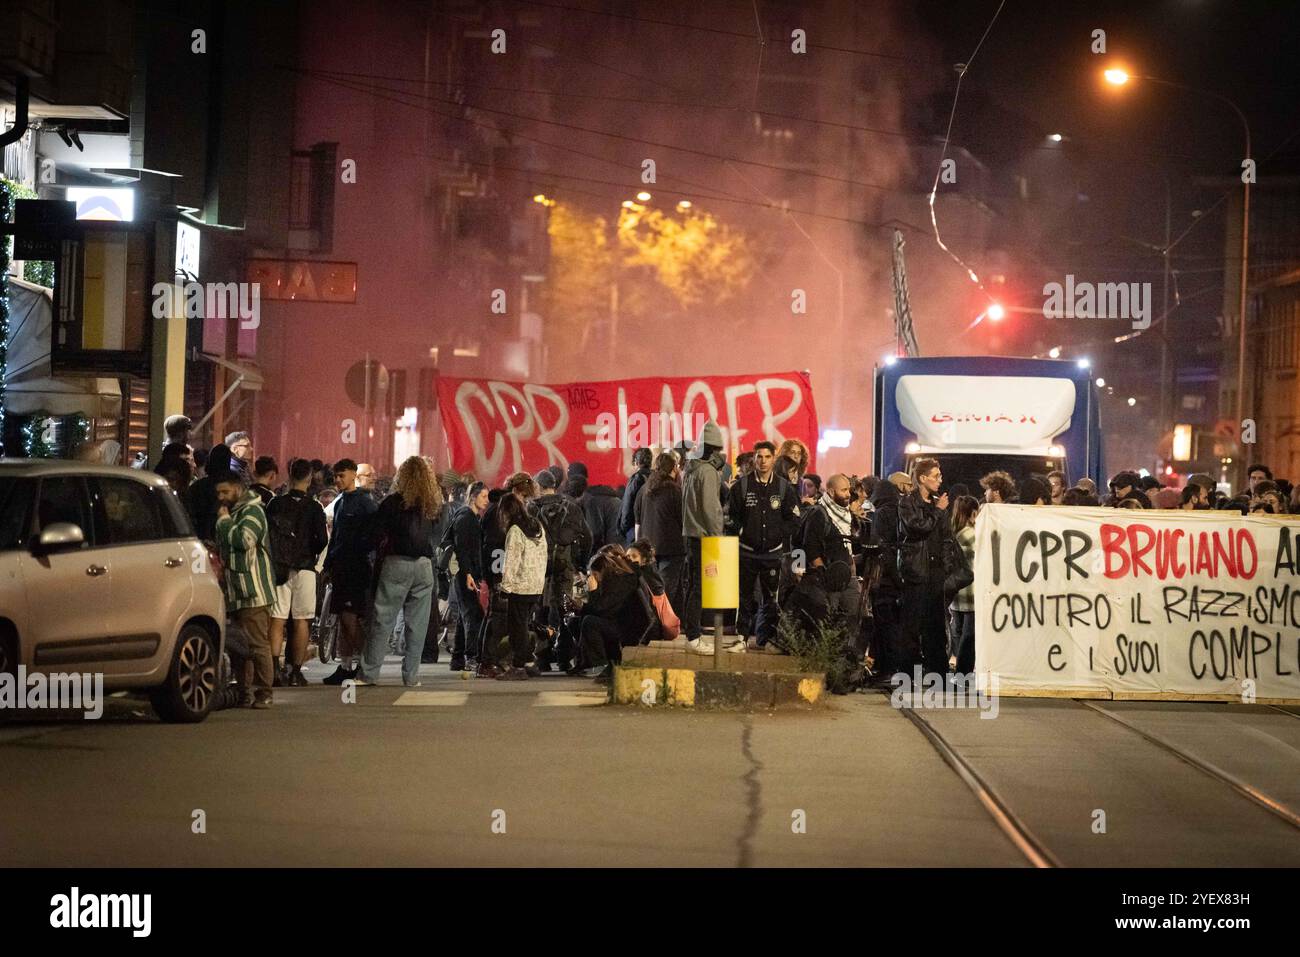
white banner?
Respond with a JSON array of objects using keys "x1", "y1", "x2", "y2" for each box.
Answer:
[{"x1": 975, "y1": 505, "x2": 1300, "y2": 702}]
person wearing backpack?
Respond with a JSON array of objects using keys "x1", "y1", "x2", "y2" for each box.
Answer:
[
  {"x1": 266, "y1": 458, "x2": 330, "y2": 686},
  {"x1": 527, "y1": 469, "x2": 592, "y2": 671},
  {"x1": 727, "y1": 440, "x2": 801, "y2": 651}
]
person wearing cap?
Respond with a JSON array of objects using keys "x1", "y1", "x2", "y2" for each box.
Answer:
[
  {"x1": 1107, "y1": 471, "x2": 1151, "y2": 509},
  {"x1": 681, "y1": 421, "x2": 727, "y2": 652},
  {"x1": 163, "y1": 414, "x2": 193, "y2": 460},
  {"x1": 567, "y1": 461, "x2": 621, "y2": 551},
  {"x1": 887, "y1": 471, "x2": 914, "y2": 496}
]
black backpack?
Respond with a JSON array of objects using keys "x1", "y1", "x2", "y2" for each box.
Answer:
[
  {"x1": 436, "y1": 504, "x2": 464, "y2": 573},
  {"x1": 535, "y1": 495, "x2": 582, "y2": 547},
  {"x1": 265, "y1": 500, "x2": 299, "y2": 587}
]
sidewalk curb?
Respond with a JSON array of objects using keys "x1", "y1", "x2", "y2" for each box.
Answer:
[{"x1": 610, "y1": 665, "x2": 825, "y2": 710}]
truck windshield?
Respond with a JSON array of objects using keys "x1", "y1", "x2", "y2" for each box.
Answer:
[{"x1": 906, "y1": 454, "x2": 1065, "y2": 498}]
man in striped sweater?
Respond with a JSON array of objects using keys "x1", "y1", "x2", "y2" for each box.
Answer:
[{"x1": 215, "y1": 472, "x2": 278, "y2": 708}]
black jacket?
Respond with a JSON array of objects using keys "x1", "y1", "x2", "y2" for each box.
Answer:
[
  {"x1": 578, "y1": 484, "x2": 622, "y2": 550},
  {"x1": 898, "y1": 491, "x2": 956, "y2": 587},
  {"x1": 265, "y1": 489, "x2": 329, "y2": 570},
  {"x1": 727, "y1": 472, "x2": 800, "y2": 557},
  {"x1": 581, "y1": 567, "x2": 652, "y2": 643},
  {"x1": 869, "y1": 480, "x2": 903, "y2": 601},
  {"x1": 531, "y1": 492, "x2": 593, "y2": 566},
  {"x1": 635, "y1": 478, "x2": 685, "y2": 558},
  {"x1": 799, "y1": 502, "x2": 862, "y2": 591},
  {"x1": 480, "y1": 500, "x2": 506, "y2": 585},
  {"x1": 372, "y1": 493, "x2": 439, "y2": 559},
  {"x1": 452, "y1": 505, "x2": 484, "y2": 580},
  {"x1": 619, "y1": 467, "x2": 651, "y2": 541}
]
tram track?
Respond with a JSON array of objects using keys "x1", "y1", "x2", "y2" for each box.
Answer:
[{"x1": 894, "y1": 691, "x2": 1300, "y2": 867}]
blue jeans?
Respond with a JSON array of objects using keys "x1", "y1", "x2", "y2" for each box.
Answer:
[{"x1": 361, "y1": 556, "x2": 435, "y2": 684}]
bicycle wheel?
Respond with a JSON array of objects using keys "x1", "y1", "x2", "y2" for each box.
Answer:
[{"x1": 317, "y1": 582, "x2": 339, "y2": 664}]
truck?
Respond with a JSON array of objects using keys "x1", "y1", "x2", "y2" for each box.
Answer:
[{"x1": 872, "y1": 356, "x2": 1104, "y2": 494}]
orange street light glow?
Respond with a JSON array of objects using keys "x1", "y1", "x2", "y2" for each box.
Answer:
[
  {"x1": 987, "y1": 302, "x2": 1006, "y2": 321},
  {"x1": 1104, "y1": 68, "x2": 1129, "y2": 86}
]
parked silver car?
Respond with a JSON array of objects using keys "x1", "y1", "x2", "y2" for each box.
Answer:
[{"x1": 0, "y1": 459, "x2": 225, "y2": 722}]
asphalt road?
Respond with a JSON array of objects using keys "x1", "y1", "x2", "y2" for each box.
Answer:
[{"x1": 3, "y1": 656, "x2": 1299, "y2": 867}]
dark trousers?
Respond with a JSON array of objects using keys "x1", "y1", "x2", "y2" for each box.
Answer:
[
  {"x1": 902, "y1": 583, "x2": 948, "y2": 675},
  {"x1": 683, "y1": 537, "x2": 703, "y2": 639},
  {"x1": 481, "y1": 586, "x2": 509, "y2": 666},
  {"x1": 738, "y1": 554, "x2": 781, "y2": 643},
  {"x1": 952, "y1": 609, "x2": 976, "y2": 674},
  {"x1": 871, "y1": 596, "x2": 905, "y2": 675},
  {"x1": 658, "y1": 555, "x2": 685, "y2": 618},
  {"x1": 505, "y1": 593, "x2": 539, "y2": 668},
  {"x1": 452, "y1": 574, "x2": 483, "y2": 659},
  {"x1": 581, "y1": 615, "x2": 631, "y2": 667}
]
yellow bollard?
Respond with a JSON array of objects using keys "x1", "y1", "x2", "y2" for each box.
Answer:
[{"x1": 700, "y1": 536, "x2": 739, "y2": 669}]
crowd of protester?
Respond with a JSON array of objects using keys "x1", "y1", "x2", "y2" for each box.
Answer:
[{"x1": 141, "y1": 411, "x2": 1294, "y2": 708}]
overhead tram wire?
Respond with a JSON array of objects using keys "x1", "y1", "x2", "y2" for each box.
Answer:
[
  {"x1": 504, "y1": 0, "x2": 910, "y2": 61},
  {"x1": 294, "y1": 67, "x2": 923, "y2": 236},
  {"x1": 300, "y1": 68, "x2": 1213, "y2": 163},
  {"x1": 292, "y1": 66, "x2": 896, "y2": 194}
]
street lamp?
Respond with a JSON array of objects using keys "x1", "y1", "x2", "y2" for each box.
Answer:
[{"x1": 1102, "y1": 66, "x2": 1252, "y2": 488}]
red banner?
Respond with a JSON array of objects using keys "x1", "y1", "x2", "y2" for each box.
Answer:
[{"x1": 436, "y1": 372, "x2": 819, "y2": 487}]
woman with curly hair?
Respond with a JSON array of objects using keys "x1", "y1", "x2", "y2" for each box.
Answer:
[
  {"x1": 775, "y1": 437, "x2": 810, "y2": 487},
  {"x1": 358, "y1": 456, "x2": 444, "y2": 686}
]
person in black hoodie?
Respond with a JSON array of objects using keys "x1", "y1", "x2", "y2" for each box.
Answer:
[
  {"x1": 357, "y1": 456, "x2": 442, "y2": 687},
  {"x1": 634, "y1": 452, "x2": 686, "y2": 614},
  {"x1": 868, "y1": 476, "x2": 908, "y2": 679},
  {"x1": 570, "y1": 545, "x2": 651, "y2": 681},
  {"x1": 188, "y1": 443, "x2": 235, "y2": 542},
  {"x1": 898, "y1": 458, "x2": 956, "y2": 676},
  {"x1": 618, "y1": 447, "x2": 653, "y2": 544},
  {"x1": 567, "y1": 462, "x2": 621, "y2": 549}
]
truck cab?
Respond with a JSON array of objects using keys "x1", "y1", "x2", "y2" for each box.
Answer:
[{"x1": 872, "y1": 356, "x2": 1104, "y2": 494}]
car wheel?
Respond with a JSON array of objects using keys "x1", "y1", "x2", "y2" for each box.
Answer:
[{"x1": 151, "y1": 623, "x2": 219, "y2": 723}]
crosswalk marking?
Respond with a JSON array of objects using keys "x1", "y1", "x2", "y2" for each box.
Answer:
[
  {"x1": 534, "y1": 691, "x2": 607, "y2": 707},
  {"x1": 393, "y1": 691, "x2": 470, "y2": 707}
]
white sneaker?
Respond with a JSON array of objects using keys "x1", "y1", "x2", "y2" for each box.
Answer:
[
  {"x1": 687, "y1": 638, "x2": 715, "y2": 654},
  {"x1": 726, "y1": 638, "x2": 748, "y2": 653}
]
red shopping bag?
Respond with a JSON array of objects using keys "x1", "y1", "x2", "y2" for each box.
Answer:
[{"x1": 652, "y1": 591, "x2": 680, "y2": 640}]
